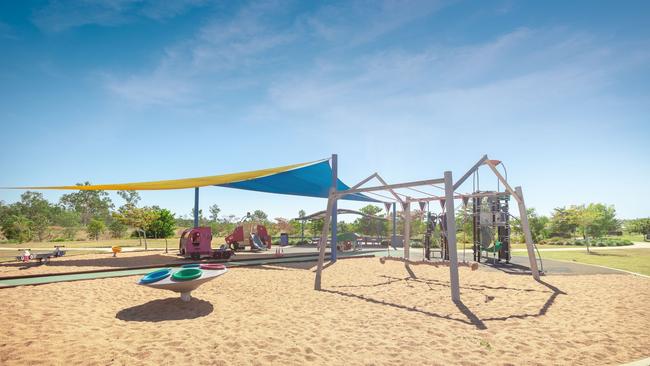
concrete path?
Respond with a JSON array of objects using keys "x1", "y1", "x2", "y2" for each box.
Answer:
[
  {"x1": 512, "y1": 242, "x2": 650, "y2": 252},
  {"x1": 485, "y1": 255, "x2": 625, "y2": 276},
  {"x1": 0, "y1": 251, "x2": 374, "y2": 288},
  {"x1": 380, "y1": 247, "x2": 633, "y2": 276}
]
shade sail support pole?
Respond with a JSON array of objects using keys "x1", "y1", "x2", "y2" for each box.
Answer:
[
  {"x1": 331, "y1": 154, "x2": 338, "y2": 262},
  {"x1": 315, "y1": 192, "x2": 335, "y2": 290},
  {"x1": 194, "y1": 187, "x2": 199, "y2": 228}
]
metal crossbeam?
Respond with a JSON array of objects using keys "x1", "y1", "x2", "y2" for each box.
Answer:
[
  {"x1": 334, "y1": 177, "x2": 445, "y2": 196},
  {"x1": 453, "y1": 154, "x2": 488, "y2": 191}
]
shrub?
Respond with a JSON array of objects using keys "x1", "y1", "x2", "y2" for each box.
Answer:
[
  {"x1": 87, "y1": 219, "x2": 106, "y2": 240},
  {"x1": 146, "y1": 209, "x2": 176, "y2": 238},
  {"x1": 539, "y1": 237, "x2": 632, "y2": 247},
  {"x1": 1, "y1": 215, "x2": 33, "y2": 243},
  {"x1": 108, "y1": 220, "x2": 128, "y2": 238},
  {"x1": 411, "y1": 239, "x2": 423, "y2": 248},
  {"x1": 51, "y1": 237, "x2": 67, "y2": 242},
  {"x1": 62, "y1": 227, "x2": 78, "y2": 241}
]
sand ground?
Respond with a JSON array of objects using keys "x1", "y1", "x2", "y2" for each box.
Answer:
[{"x1": 0, "y1": 258, "x2": 648, "y2": 365}]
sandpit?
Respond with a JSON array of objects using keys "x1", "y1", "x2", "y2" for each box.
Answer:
[{"x1": 0, "y1": 258, "x2": 648, "y2": 365}]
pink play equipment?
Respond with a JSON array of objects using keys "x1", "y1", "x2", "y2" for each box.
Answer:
[
  {"x1": 225, "y1": 224, "x2": 272, "y2": 251},
  {"x1": 179, "y1": 227, "x2": 234, "y2": 260}
]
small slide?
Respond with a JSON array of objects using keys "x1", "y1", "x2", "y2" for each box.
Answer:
[{"x1": 250, "y1": 233, "x2": 267, "y2": 251}]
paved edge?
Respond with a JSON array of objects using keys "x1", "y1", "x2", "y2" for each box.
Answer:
[
  {"x1": 0, "y1": 253, "x2": 375, "y2": 288},
  {"x1": 0, "y1": 251, "x2": 334, "y2": 281},
  {"x1": 540, "y1": 258, "x2": 650, "y2": 279}
]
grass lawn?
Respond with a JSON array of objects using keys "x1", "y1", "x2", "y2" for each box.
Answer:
[{"x1": 516, "y1": 249, "x2": 650, "y2": 276}]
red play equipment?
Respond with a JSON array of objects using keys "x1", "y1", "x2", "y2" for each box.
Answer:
[
  {"x1": 179, "y1": 227, "x2": 234, "y2": 260},
  {"x1": 225, "y1": 224, "x2": 272, "y2": 251}
]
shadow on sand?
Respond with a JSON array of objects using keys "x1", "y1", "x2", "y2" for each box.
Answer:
[
  {"x1": 116, "y1": 298, "x2": 213, "y2": 322},
  {"x1": 320, "y1": 264, "x2": 566, "y2": 330}
]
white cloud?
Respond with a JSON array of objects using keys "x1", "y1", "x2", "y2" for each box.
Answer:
[
  {"x1": 263, "y1": 26, "x2": 649, "y2": 128},
  {"x1": 104, "y1": 0, "x2": 297, "y2": 106},
  {"x1": 101, "y1": 0, "x2": 650, "y2": 121},
  {"x1": 104, "y1": 71, "x2": 196, "y2": 105},
  {"x1": 302, "y1": 0, "x2": 446, "y2": 45}
]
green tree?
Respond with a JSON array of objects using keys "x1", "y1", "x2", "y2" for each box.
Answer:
[
  {"x1": 147, "y1": 209, "x2": 176, "y2": 238},
  {"x1": 274, "y1": 217, "x2": 292, "y2": 235},
  {"x1": 87, "y1": 219, "x2": 106, "y2": 240},
  {"x1": 352, "y1": 205, "x2": 384, "y2": 236},
  {"x1": 251, "y1": 210, "x2": 269, "y2": 223},
  {"x1": 527, "y1": 208, "x2": 550, "y2": 242},
  {"x1": 209, "y1": 204, "x2": 221, "y2": 222},
  {"x1": 59, "y1": 182, "x2": 113, "y2": 225},
  {"x1": 117, "y1": 190, "x2": 141, "y2": 207},
  {"x1": 115, "y1": 206, "x2": 157, "y2": 248},
  {"x1": 30, "y1": 213, "x2": 51, "y2": 241},
  {"x1": 0, "y1": 192, "x2": 57, "y2": 242},
  {"x1": 310, "y1": 218, "x2": 324, "y2": 236},
  {"x1": 294, "y1": 210, "x2": 307, "y2": 242},
  {"x1": 1, "y1": 215, "x2": 33, "y2": 243},
  {"x1": 52, "y1": 209, "x2": 81, "y2": 228},
  {"x1": 549, "y1": 207, "x2": 579, "y2": 237},
  {"x1": 562, "y1": 203, "x2": 619, "y2": 253},
  {"x1": 108, "y1": 219, "x2": 128, "y2": 238},
  {"x1": 190, "y1": 208, "x2": 206, "y2": 225},
  {"x1": 17, "y1": 192, "x2": 51, "y2": 220},
  {"x1": 455, "y1": 203, "x2": 473, "y2": 244},
  {"x1": 627, "y1": 218, "x2": 650, "y2": 237},
  {"x1": 583, "y1": 203, "x2": 619, "y2": 239},
  {"x1": 338, "y1": 221, "x2": 352, "y2": 234}
]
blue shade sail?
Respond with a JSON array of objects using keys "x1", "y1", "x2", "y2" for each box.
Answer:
[{"x1": 217, "y1": 160, "x2": 378, "y2": 202}]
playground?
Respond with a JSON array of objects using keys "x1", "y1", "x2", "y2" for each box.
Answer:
[{"x1": 1, "y1": 155, "x2": 649, "y2": 366}]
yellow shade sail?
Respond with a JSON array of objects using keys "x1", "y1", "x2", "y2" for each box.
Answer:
[{"x1": 6, "y1": 159, "x2": 324, "y2": 191}]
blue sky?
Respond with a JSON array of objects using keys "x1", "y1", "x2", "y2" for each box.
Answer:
[{"x1": 0, "y1": 0, "x2": 648, "y2": 221}]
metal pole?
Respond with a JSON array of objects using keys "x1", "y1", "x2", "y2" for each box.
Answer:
[
  {"x1": 194, "y1": 187, "x2": 199, "y2": 228},
  {"x1": 515, "y1": 186, "x2": 540, "y2": 280},
  {"x1": 392, "y1": 202, "x2": 397, "y2": 251},
  {"x1": 315, "y1": 193, "x2": 335, "y2": 290},
  {"x1": 331, "y1": 154, "x2": 338, "y2": 262},
  {"x1": 444, "y1": 171, "x2": 461, "y2": 302},
  {"x1": 403, "y1": 201, "x2": 411, "y2": 260}
]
